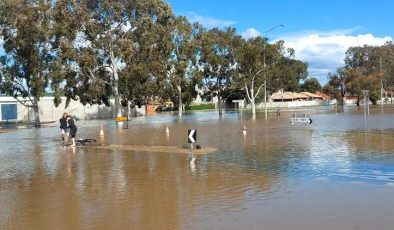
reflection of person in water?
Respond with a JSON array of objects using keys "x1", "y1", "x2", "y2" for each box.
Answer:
[
  {"x1": 66, "y1": 115, "x2": 78, "y2": 147},
  {"x1": 60, "y1": 112, "x2": 69, "y2": 145}
]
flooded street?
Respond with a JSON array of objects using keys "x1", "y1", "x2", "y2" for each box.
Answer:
[{"x1": 1, "y1": 106, "x2": 394, "y2": 229}]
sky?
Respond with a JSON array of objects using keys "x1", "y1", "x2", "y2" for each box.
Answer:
[{"x1": 166, "y1": 0, "x2": 394, "y2": 85}]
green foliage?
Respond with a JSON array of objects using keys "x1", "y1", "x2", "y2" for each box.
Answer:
[
  {"x1": 323, "y1": 69, "x2": 346, "y2": 106},
  {"x1": 225, "y1": 89, "x2": 246, "y2": 103},
  {"x1": 325, "y1": 42, "x2": 394, "y2": 106},
  {"x1": 300, "y1": 78, "x2": 322, "y2": 93},
  {"x1": 369, "y1": 91, "x2": 380, "y2": 105},
  {"x1": 0, "y1": 0, "x2": 59, "y2": 126},
  {"x1": 271, "y1": 48, "x2": 308, "y2": 92},
  {"x1": 53, "y1": 0, "x2": 174, "y2": 115},
  {"x1": 167, "y1": 16, "x2": 205, "y2": 115},
  {"x1": 233, "y1": 35, "x2": 307, "y2": 113},
  {"x1": 199, "y1": 27, "x2": 241, "y2": 115}
]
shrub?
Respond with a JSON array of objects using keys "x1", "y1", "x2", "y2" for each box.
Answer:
[{"x1": 369, "y1": 91, "x2": 380, "y2": 105}]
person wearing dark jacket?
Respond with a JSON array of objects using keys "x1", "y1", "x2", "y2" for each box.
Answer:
[
  {"x1": 66, "y1": 115, "x2": 78, "y2": 147},
  {"x1": 60, "y1": 112, "x2": 69, "y2": 145}
]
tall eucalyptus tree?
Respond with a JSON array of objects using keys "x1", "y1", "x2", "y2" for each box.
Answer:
[
  {"x1": 0, "y1": 0, "x2": 56, "y2": 127},
  {"x1": 200, "y1": 27, "x2": 241, "y2": 116},
  {"x1": 167, "y1": 16, "x2": 204, "y2": 117},
  {"x1": 55, "y1": 0, "x2": 173, "y2": 117},
  {"x1": 235, "y1": 37, "x2": 307, "y2": 116}
]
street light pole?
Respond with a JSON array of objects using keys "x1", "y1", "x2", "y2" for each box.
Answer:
[
  {"x1": 380, "y1": 56, "x2": 384, "y2": 108},
  {"x1": 264, "y1": 79, "x2": 267, "y2": 118},
  {"x1": 263, "y1": 24, "x2": 285, "y2": 119}
]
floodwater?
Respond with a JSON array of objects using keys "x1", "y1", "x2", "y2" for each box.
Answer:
[{"x1": 1, "y1": 106, "x2": 394, "y2": 230}]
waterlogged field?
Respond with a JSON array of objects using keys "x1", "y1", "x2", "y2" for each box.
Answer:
[{"x1": 1, "y1": 106, "x2": 394, "y2": 229}]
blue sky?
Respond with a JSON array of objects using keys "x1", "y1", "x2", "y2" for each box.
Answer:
[{"x1": 167, "y1": 0, "x2": 394, "y2": 85}]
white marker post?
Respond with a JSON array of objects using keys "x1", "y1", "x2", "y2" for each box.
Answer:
[
  {"x1": 188, "y1": 129, "x2": 197, "y2": 145},
  {"x1": 188, "y1": 129, "x2": 197, "y2": 162}
]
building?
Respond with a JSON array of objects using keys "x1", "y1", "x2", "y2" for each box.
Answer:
[
  {"x1": 299, "y1": 92, "x2": 324, "y2": 101},
  {"x1": 270, "y1": 90, "x2": 325, "y2": 102},
  {"x1": 315, "y1": 91, "x2": 331, "y2": 100},
  {"x1": 270, "y1": 91, "x2": 308, "y2": 102}
]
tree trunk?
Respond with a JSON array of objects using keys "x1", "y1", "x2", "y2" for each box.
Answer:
[
  {"x1": 112, "y1": 66, "x2": 122, "y2": 118},
  {"x1": 177, "y1": 85, "x2": 182, "y2": 117},
  {"x1": 110, "y1": 42, "x2": 122, "y2": 118},
  {"x1": 251, "y1": 99, "x2": 256, "y2": 120},
  {"x1": 251, "y1": 99, "x2": 256, "y2": 115},
  {"x1": 218, "y1": 95, "x2": 223, "y2": 116},
  {"x1": 127, "y1": 100, "x2": 131, "y2": 120},
  {"x1": 33, "y1": 97, "x2": 41, "y2": 127},
  {"x1": 337, "y1": 93, "x2": 344, "y2": 107},
  {"x1": 250, "y1": 86, "x2": 256, "y2": 115},
  {"x1": 244, "y1": 82, "x2": 256, "y2": 117}
]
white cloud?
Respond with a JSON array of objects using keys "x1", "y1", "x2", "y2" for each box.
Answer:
[
  {"x1": 278, "y1": 30, "x2": 393, "y2": 84},
  {"x1": 187, "y1": 12, "x2": 236, "y2": 28},
  {"x1": 236, "y1": 27, "x2": 392, "y2": 84},
  {"x1": 241, "y1": 28, "x2": 261, "y2": 39}
]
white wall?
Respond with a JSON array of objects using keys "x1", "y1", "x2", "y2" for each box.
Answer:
[
  {"x1": 252, "y1": 100, "x2": 321, "y2": 109},
  {"x1": 0, "y1": 96, "x2": 138, "y2": 123},
  {"x1": 0, "y1": 97, "x2": 28, "y2": 121}
]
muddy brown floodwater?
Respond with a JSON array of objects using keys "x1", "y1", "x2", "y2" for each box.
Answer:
[{"x1": 1, "y1": 106, "x2": 394, "y2": 230}]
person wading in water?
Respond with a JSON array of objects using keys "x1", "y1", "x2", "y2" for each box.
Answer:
[
  {"x1": 60, "y1": 112, "x2": 69, "y2": 145},
  {"x1": 66, "y1": 115, "x2": 78, "y2": 147}
]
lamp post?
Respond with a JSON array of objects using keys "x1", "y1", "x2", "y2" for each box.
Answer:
[
  {"x1": 263, "y1": 24, "x2": 285, "y2": 119},
  {"x1": 362, "y1": 90, "x2": 370, "y2": 118},
  {"x1": 380, "y1": 56, "x2": 384, "y2": 108}
]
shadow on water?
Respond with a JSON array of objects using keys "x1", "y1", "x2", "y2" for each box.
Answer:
[{"x1": 1, "y1": 106, "x2": 394, "y2": 229}]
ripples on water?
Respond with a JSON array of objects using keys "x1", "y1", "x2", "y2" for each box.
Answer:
[{"x1": 1, "y1": 107, "x2": 394, "y2": 229}]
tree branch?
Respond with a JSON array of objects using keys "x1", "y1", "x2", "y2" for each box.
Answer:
[
  {"x1": 244, "y1": 81, "x2": 251, "y2": 101},
  {"x1": 251, "y1": 74, "x2": 255, "y2": 95},
  {"x1": 13, "y1": 97, "x2": 34, "y2": 108},
  {"x1": 255, "y1": 83, "x2": 265, "y2": 98},
  {"x1": 255, "y1": 69, "x2": 264, "y2": 76},
  {"x1": 86, "y1": 67, "x2": 112, "y2": 88},
  {"x1": 4, "y1": 74, "x2": 36, "y2": 105}
]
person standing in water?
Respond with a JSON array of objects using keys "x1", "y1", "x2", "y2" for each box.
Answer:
[
  {"x1": 66, "y1": 115, "x2": 78, "y2": 147},
  {"x1": 60, "y1": 112, "x2": 69, "y2": 145}
]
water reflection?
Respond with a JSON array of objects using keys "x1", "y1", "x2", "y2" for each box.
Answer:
[{"x1": 1, "y1": 108, "x2": 394, "y2": 229}]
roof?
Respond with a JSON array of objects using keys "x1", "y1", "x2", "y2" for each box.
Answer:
[
  {"x1": 300, "y1": 92, "x2": 324, "y2": 99},
  {"x1": 315, "y1": 91, "x2": 331, "y2": 100},
  {"x1": 270, "y1": 92, "x2": 309, "y2": 100}
]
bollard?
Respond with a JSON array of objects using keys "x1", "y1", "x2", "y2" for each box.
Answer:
[{"x1": 166, "y1": 126, "x2": 169, "y2": 136}]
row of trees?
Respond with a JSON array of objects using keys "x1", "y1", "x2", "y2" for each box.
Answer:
[
  {"x1": 0, "y1": 0, "x2": 308, "y2": 126},
  {"x1": 323, "y1": 42, "x2": 394, "y2": 106}
]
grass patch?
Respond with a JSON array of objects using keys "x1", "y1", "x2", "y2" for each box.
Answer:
[{"x1": 186, "y1": 103, "x2": 216, "y2": 111}]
